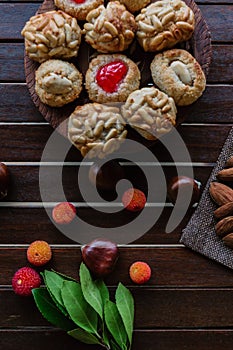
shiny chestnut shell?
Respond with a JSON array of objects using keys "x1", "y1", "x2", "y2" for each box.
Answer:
[
  {"x1": 167, "y1": 176, "x2": 201, "y2": 206},
  {"x1": 81, "y1": 239, "x2": 119, "y2": 277},
  {"x1": 0, "y1": 163, "x2": 10, "y2": 199},
  {"x1": 88, "y1": 160, "x2": 124, "y2": 191}
]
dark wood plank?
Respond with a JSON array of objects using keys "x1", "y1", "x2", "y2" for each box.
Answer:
[
  {"x1": 0, "y1": 44, "x2": 25, "y2": 82},
  {"x1": 0, "y1": 4, "x2": 232, "y2": 42},
  {"x1": 0, "y1": 164, "x2": 212, "y2": 244},
  {"x1": 0, "y1": 84, "x2": 43, "y2": 122},
  {"x1": 1, "y1": 247, "x2": 233, "y2": 286},
  {"x1": 1, "y1": 83, "x2": 233, "y2": 123},
  {"x1": 199, "y1": 5, "x2": 233, "y2": 42},
  {"x1": 0, "y1": 206, "x2": 192, "y2": 245},
  {"x1": 2, "y1": 288, "x2": 233, "y2": 328},
  {"x1": 0, "y1": 124, "x2": 231, "y2": 162},
  {"x1": 1, "y1": 329, "x2": 233, "y2": 350},
  {"x1": 2, "y1": 164, "x2": 211, "y2": 201},
  {"x1": 1, "y1": 42, "x2": 233, "y2": 83},
  {"x1": 187, "y1": 84, "x2": 233, "y2": 122},
  {"x1": 208, "y1": 45, "x2": 233, "y2": 84},
  {"x1": 0, "y1": 4, "x2": 37, "y2": 40}
]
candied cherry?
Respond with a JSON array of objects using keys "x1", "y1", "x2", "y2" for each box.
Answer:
[
  {"x1": 72, "y1": 0, "x2": 85, "y2": 3},
  {"x1": 96, "y1": 60, "x2": 128, "y2": 93}
]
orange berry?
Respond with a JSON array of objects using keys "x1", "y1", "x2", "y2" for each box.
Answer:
[
  {"x1": 129, "y1": 261, "x2": 151, "y2": 284},
  {"x1": 52, "y1": 202, "x2": 76, "y2": 224},
  {"x1": 27, "y1": 240, "x2": 52, "y2": 266},
  {"x1": 122, "y1": 188, "x2": 146, "y2": 212}
]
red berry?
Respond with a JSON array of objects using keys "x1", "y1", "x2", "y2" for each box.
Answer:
[
  {"x1": 122, "y1": 188, "x2": 146, "y2": 212},
  {"x1": 96, "y1": 60, "x2": 128, "y2": 93},
  {"x1": 27, "y1": 240, "x2": 52, "y2": 266},
  {"x1": 12, "y1": 267, "x2": 41, "y2": 296},
  {"x1": 129, "y1": 261, "x2": 151, "y2": 284},
  {"x1": 52, "y1": 202, "x2": 76, "y2": 224}
]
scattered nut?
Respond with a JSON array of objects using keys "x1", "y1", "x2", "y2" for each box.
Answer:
[
  {"x1": 217, "y1": 167, "x2": 233, "y2": 182},
  {"x1": 209, "y1": 182, "x2": 233, "y2": 206},
  {"x1": 81, "y1": 239, "x2": 119, "y2": 277},
  {"x1": 0, "y1": 162, "x2": 10, "y2": 199},
  {"x1": 214, "y1": 202, "x2": 233, "y2": 220},
  {"x1": 167, "y1": 176, "x2": 201, "y2": 206},
  {"x1": 215, "y1": 216, "x2": 233, "y2": 238},
  {"x1": 222, "y1": 233, "x2": 233, "y2": 249}
]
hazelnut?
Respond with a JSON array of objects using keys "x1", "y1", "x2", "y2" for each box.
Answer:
[
  {"x1": 0, "y1": 163, "x2": 10, "y2": 199},
  {"x1": 167, "y1": 176, "x2": 201, "y2": 206},
  {"x1": 88, "y1": 160, "x2": 125, "y2": 191},
  {"x1": 81, "y1": 239, "x2": 119, "y2": 277}
]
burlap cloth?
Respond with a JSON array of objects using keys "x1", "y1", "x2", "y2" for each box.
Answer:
[{"x1": 180, "y1": 127, "x2": 233, "y2": 269}]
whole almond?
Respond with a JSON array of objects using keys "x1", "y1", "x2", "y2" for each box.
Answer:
[
  {"x1": 222, "y1": 233, "x2": 233, "y2": 249},
  {"x1": 215, "y1": 216, "x2": 233, "y2": 237},
  {"x1": 217, "y1": 168, "x2": 233, "y2": 182},
  {"x1": 209, "y1": 182, "x2": 233, "y2": 206},
  {"x1": 214, "y1": 202, "x2": 233, "y2": 220},
  {"x1": 225, "y1": 156, "x2": 233, "y2": 168}
]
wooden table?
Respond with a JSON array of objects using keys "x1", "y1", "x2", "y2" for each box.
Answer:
[{"x1": 1, "y1": 0, "x2": 233, "y2": 349}]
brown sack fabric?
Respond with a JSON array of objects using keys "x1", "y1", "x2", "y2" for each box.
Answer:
[{"x1": 181, "y1": 127, "x2": 233, "y2": 269}]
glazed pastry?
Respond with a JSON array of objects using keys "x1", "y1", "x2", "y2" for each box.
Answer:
[
  {"x1": 85, "y1": 54, "x2": 140, "y2": 103},
  {"x1": 136, "y1": 0, "x2": 195, "y2": 52},
  {"x1": 83, "y1": 1, "x2": 137, "y2": 53},
  {"x1": 117, "y1": 0, "x2": 151, "y2": 13},
  {"x1": 35, "y1": 59, "x2": 83, "y2": 107},
  {"x1": 68, "y1": 103, "x2": 127, "y2": 158},
  {"x1": 150, "y1": 49, "x2": 206, "y2": 106},
  {"x1": 21, "y1": 10, "x2": 81, "y2": 63},
  {"x1": 122, "y1": 87, "x2": 177, "y2": 140},
  {"x1": 54, "y1": 0, "x2": 104, "y2": 21}
]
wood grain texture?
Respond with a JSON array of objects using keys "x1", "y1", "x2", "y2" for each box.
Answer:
[
  {"x1": 0, "y1": 206, "x2": 191, "y2": 244},
  {"x1": 1, "y1": 44, "x2": 233, "y2": 83},
  {"x1": 2, "y1": 288, "x2": 233, "y2": 328},
  {"x1": 0, "y1": 164, "x2": 211, "y2": 202},
  {"x1": 1, "y1": 247, "x2": 233, "y2": 287},
  {"x1": 1, "y1": 83, "x2": 233, "y2": 123},
  {"x1": 1, "y1": 1, "x2": 233, "y2": 349},
  {"x1": 0, "y1": 4, "x2": 232, "y2": 41},
  {"x1": 0, "y1": 124, "x2": 231, "y2": 162},
  {"x1": 0, "y1": 84, "x2": 43, "y2": 122},
  {"x1": 1, "y1": 329, "x2": 233, "y2": 350}
]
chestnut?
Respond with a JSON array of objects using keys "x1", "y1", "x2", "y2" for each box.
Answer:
[
  {"x1": 0, "y1": 163, "x2": 9, "y2": 199},
  {"x1": 88, "y1": 160, "x2": 124, "y2": 191},
  {"x1": 167, "y1": 176, "x2": 201, "y2": 206},
  {"x1": 81, "y1": 239, "x2": 119, "y2": 277}
]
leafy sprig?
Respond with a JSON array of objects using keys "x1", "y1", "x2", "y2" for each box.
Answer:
[{"x1": 32, "y1": 263, "x2": 134, "y2": 350}]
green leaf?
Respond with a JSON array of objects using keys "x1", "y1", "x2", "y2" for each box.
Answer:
[
  {"x1": 42, "y1": 270, "x2": 67, "y2": 315},
  {"x1": 61, "y1": 280, "x2": 99, "y2": 336},
  {"x1": 79, "y1": 263, "x2": 103, "y2": 319},
  {"x1": 95, "y1": 279, "x2": 109, "y2": 305},
  {"x1": 110, "y1": 339, "x2": 122, "y2": 350},
  {"x1": 68, "y1": 328, "x2": 102, "y2": 345},
  {"x1": 103, "y1": 324, "x2": 111, "y2": 349},
  {"x1": 51, "y1": 269, "x2": 77, "y2": 282},
  {"x1": 115, "y1": 283, "x2": 134, "y2": 346},
  {"x1": 104, "y1": 300, "x2": 128, "y2": 350},
  {"x1": 32, "y1": 288, "x2": 75, "y2": 331}
]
